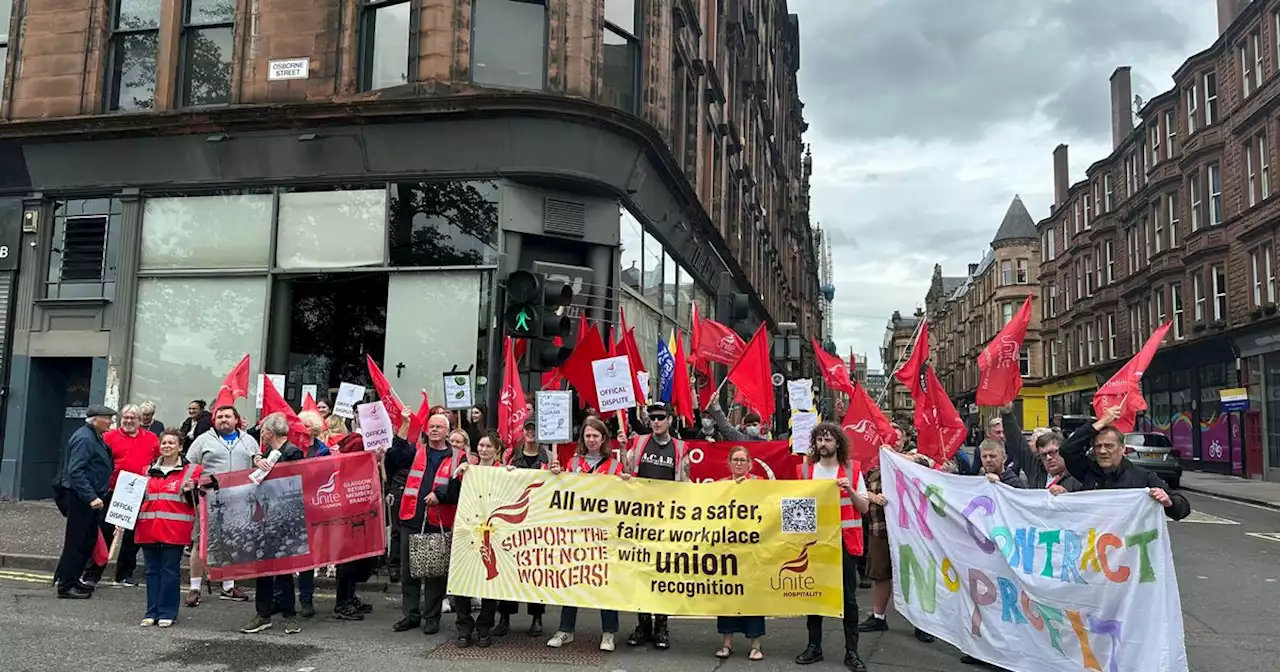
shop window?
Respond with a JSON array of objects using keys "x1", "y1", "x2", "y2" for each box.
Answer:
[
  {"x1": 388, "y1": 181, "x2": 499, "y2": 267},
  {"x1": 662, "y1": 251, "x2": 678, "y2": 319},
  {"x1": 602, "y1": 0, "x2": 639, "y2": 112},
  {"x1": 641, "y1": 229, "x2": 662, "y2": 308},
  {"x1": 128, "y1": 276, "x2": 268, "y2": 421},
  {"x1": 383, "y1": 272, "x2": 482, "y2": 404},
  {"x1": 359, "y1": 0, "x2": 412, "y2": 91},
  {"x1": 45, "y1": 199, "x2": 122, "y2": 300},
  {"x1": 178, "y1": 0, "x2": 234, "y2": 107},
  {"x1": 619, "y1": 207, "x2": 643, "y2": 293},
  {"x1": 677, "y1": 263, "x2": 696, "y2": 327},
  {"x1": 140, "y1": 194, "x2": 273, "y2": 270},
  {"x1": 107, "y1": 0, "x2": 161, "y2": 111},
  {"x1": 277, "y1": 189, "x2": 387, "y2": 269},
  {"x1": 472, "y1": 0, "x2": 546, "y2": 91}
]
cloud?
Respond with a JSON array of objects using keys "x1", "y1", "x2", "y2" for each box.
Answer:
[{"x1": 793, "y1": 0, "x2": 1219, "y2": 369}]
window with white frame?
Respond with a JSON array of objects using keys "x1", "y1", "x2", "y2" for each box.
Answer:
[
  {"x1": 1156, "y1": 287, "x2": 1167, "y2": 328},
  {"x1": 1019, "y1": 346, "x2": 1030, "y2": 377},
  {"x1": 1152, "y1": 203, "x2": 1163, "y2": 255},
  {"x1": 1149, "y1": 124, "x2": 1161, "y2": 166},
  {"x1": 1204, "y1": 71, "x2": 1218, "y2": 126},
  {"x1": 1105, "y1": 240, "x2": 1114, "y2": 283},
  {"x1": 1208, "y1": 163, "x2": 1222, "y2": 225},
  {"x1": 1241, "y1": 41, "x2": 1254, "y2": 98},
  {"x1": 1016, "y1": 258, "x2": 1028, "y2": 284},
  {"x1": 1107, "y1": 313, "x2": 1117, "y2": 359},
  {"x1": 1248, "y1": 138, "x2": 1258, "y2": 207},
  {"x1": 1171, "y1": 282, "x2": 1184, "y2": 339},
  {"x1": 1095, "y1": 247, "x2": 1103, "y2": 287},
  {"x1": 1074, "y1": 201, "x2": 1081, "y2": 234},
  {"x1": 1001, "y1": 260, "x2": 1012, "y2": 285},
  {"x1": 1041, "y1": 232, "x2": 1047, "y2": 262},
  {"x1": 1261, "y1": 133, "x2": 1271, "y2": 201},
  {"x1": 1085, "y1": 255, "x2": 1095, "y2": 295},
  {"x1": 1252, "y1": 245, "x2": 1275, "y2": 307},
  {"x1": 1254, "y1": 32, "x2": 1264, "y2": 91},
  {"x1": 1086, "y1": 322, "x2": 1096, "y2": 364},
  {"x1": 1190, "y1": 170, "x2": 1203, "y2": 231},
  {"x1": 1139, "y1": 141, "x2": 1148, "y2": 184},
  {"x1": 1049, "y1": 284, "x2": 1057, "y2": 317},
  {"x1": 1002, "y1": 301, "x2": 1015, "y2": 326},
  {"x1": 1049, "y1": 339, "x2": 1058, "y2": 377},
  {"x1": 1083, "y1": 194, "x2": 1092, "y2": 229},
  {"x1": 1186, "y1": 86, "x2": 1198, "y2": 134},
  {"x1": 1104, "y1": 173, "x2": 1114, "y2": 211},
  {"x1": 1129, "y1": 304, "x2": 1140, "y2": 353},
  {"x1": 1075, "y1": 264, "x2": 1082, "y2": 300},
  {"x1": 1167, "y1": 192, "x2": 1180, "y2": 247},
  {"x1": 1193, "y1": 273, "x2": 1205, "y2": 322},
  {"x1": 1127, "y1": 226, "x2": 1138, "y2": 273},
  {"x1": 1096, "y1": 317, "x2": 1105, "y2": 360},
  {"x1": 1165, "y1": 110, "x2": 1177, "y2": 159},
  {"x1": 1212, "y1": 264, "x2": 1227, "y2": 321},
  {"x1": 1047, "y1": 227, "x2": 1056, "y2": 260},
  {"x1": 1077, "y1": 326, "x2": 1085, "y2": 368}
]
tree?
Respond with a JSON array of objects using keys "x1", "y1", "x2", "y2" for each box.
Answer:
[{"x1": 389, "y1": 181, "x2": 500, "y2": 266}]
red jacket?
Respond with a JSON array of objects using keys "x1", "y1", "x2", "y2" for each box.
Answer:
[
  {"x1": 134, "y1": 461, "x2": 202, "y2": 546},
  {"x1": 104, "y1": 428, "x2": 161, "y2": 490}
]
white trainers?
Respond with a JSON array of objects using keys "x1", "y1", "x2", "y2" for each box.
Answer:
[
  {"x1": 139, "y1": 618, "x2": 155, "y2": 627},
  {"x1": 599, "y1": 633, "x2": 615, "y2": 651},
  {"x1": 157, "y1": 619, "x2": 174, "y2": 628},
  {"x1": 547, "y1": 631, "x2": 574, "y2": 648},
  {"x1": 442, "y1": 598, "x2": 453, "y2": 614}
]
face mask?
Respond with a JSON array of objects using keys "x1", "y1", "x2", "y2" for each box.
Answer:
[
  {"x1": 745, "y1": 425, "x2": 761, "y2": 438},
  {"x1": 700, "y1": 418, "x2": 714, "y2": 429}
]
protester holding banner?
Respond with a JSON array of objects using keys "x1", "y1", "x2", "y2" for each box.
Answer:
[
  {"x1": 715, "y1": 445, "x2": 766, "y2": 662},
  {"x1": 239, "y1": 413, "x2": 306, "y2": 636},
  {"x1": 280, "y1": 410, "x2": 333, "y2": 619},
  {"x1": 452, "y1": 432, "x2": 509, "y2": 648},
  {"x1": 135, "y1": 429, "x2": 201, "y2": 627},
  {"x1": 978, "y1": 440, "x2": 1027, "y2": 488},
  {"x1": 52, "y1": 405, "x2": 116, "y2": 600},
  {"x1": 184, "y1": 405, "x2": 257, "y2": 606},
  {"x1": 546, "y1": 416, "x2": 623, "y2": 652},
  {"x1": 497, "y1": 432, "x2": 549, "y2": 637},
  {"x1": 1059, "y1": 405, "x2": 1191, "y2": 520},
  {"x1": 88, "y1": 404, "x2": 161, "y2": 587}
]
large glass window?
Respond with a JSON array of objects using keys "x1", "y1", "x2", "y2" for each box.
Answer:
[
  {"x1": 662, "y1": 251, "x2": 678, "y2": 319},
  {"x1": 360, "y1": 0, "x2": 412, "y2": 91},
  {"x1": 641, "y1": 229, "x2": 662, "y2": 308},
  {"x1": 0, "y1": 0, "x2": 10, "y2": 101},
  {"x1": 472, "y1": 0, "x2": 546, "y2": 90},
  {"x1": 276, "y1": 189, "x2": 387, "y2": 269},
  {"x1": 602, "y1": 0, "x2": 638, "y2": 112},
  {"x1": 108, "y1": 0, "x2": 161, "y2": 111},
  {"x1": 140, "y1": 194, "x2": 273, "y2": 270},
  {"x1": 383, "y1": 272, "x2": 482, "y2": 405},
  {"x1": 620, "y1": 207, "x2": 643, "y2": 292},
  {"x1": 179, "y1": 0, "x2": 234, "y2": 106},
  {"x1": 388, "y1": 181, "x2": 499, "y2": 266},
  {"x1": 677, "y1": 263, "x2": 696, "y2": 327},
  {"x1": 46, "y1": 199, "x2": 122, "y2": 299},
  {"x1": 128, "y1": 276, "x2": 269, "y2": 421}
]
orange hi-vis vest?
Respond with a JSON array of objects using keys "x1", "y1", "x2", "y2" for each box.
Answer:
[
  {"x1": 798, "y1": 459, "x2": 865, "y2": 556},
  {"x1": 569, "y1": 453, "x2": 623, "y2": 475},
  {"x1": 399, "y1": 446, "x2": 467, "y2": 528},
  {"x1": 134, "y1": 463, "x2": 202, "y2": 546},
  {"x1": 627, "y1": 434, "x2": 687, "y2": 477}
]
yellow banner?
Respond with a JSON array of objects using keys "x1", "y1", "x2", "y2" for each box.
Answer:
[{"x1": 447, "y1": 466, "x2": 844, "y2": 617}]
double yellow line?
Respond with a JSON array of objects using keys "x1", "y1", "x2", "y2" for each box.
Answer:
[{"x1": 0, "y1": 569, "x2": 54, "y2": 585}]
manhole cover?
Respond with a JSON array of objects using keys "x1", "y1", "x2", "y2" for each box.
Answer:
[
  {"x1": 159, "y1": 639, "x2": 321, "y2": 670},
  {"x1": 427, "y1": 635, "x2": 607, "y2": 666}
]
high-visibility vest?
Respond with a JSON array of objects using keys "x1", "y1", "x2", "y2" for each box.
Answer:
[
  {"x1": 134, "y1": 463, "x2": 202, "y2": 546},
  {"x1": 798, "y1": 459, "x2": 865, "y2": 556},
  {"x1": 569, "y1": 454, "x2": 623, "y2": 475},
  {"x1": 399, "y1": 446, "x2": 467, "y2": 527},
  {"x1": 627, "y1": 435, "x2": 687, "y2": 479}
]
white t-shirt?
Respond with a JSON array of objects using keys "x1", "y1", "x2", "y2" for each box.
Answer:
[{"x1": 813, "y1": 462, "x2": 868, "y2": 496}]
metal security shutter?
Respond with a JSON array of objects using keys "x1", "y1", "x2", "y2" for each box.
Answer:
[{"x1": 0, "y1": 273, "x2": 12, "y2": 382}]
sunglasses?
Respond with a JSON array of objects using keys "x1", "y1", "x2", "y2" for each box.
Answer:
[{"x1": 650, "y1": 414, "x2": 669, "y2": 421}]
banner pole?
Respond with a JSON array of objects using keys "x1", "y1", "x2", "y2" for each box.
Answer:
[{"x1": 876, "y1": 316, "x2": 926, "y2": 407}]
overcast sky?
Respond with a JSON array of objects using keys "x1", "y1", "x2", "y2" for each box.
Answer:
[{"x1": 791, "y1": 0, "x2": 1220, "y2": 372}]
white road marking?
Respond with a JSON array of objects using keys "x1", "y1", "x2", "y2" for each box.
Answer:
[
  {"x1": 1246, "y1": 532, "x2": 1280, "y2": 544},
  {"x1": 1177, "y1": 510, "x2": 1241, "y2": 525},
  {"x1": 1185, "y1": 492, "x2": 1280, "y2": 513}
]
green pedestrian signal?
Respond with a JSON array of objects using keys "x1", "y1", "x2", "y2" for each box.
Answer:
[
  {"x1": 501, "y1": 270, "x2": 576, "y2": 371},
  {"x1": 515, "y1": 309, "x2": 531, "y2": 331}
]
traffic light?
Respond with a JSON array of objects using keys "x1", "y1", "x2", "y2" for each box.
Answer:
[
  {"x1": 729, "y1": 292, "x2": 753, "y2": 341},
  {"x1": 503, "y1": 271, "x2": 575, "y2": 371}
]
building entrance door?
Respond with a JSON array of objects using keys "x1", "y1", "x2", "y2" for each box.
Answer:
[{"x1": 23, "y1": 357, "x2": 94, "y2": 499}]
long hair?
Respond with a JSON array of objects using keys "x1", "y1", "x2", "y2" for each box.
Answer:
[
  {"x1": 807, "y1": 421, "x2": 849, "y2": 464},
  {"x1": 480, "y1": 430, "x2": 504, "y2": 464},
  {"x1": 577, "y1": 416, "x2": 610, "y2": 456}
]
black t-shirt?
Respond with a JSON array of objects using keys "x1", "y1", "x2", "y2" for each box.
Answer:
[
  {"x1": 510, "y1": 450, "x2": 547, "y2": 470},
  {"x1": 636, "y1": 436, "x2": 677, "y2": 481}
]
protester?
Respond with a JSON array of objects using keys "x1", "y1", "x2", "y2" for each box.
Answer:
[
  {"x1": 240, "y1": 413, "x2": 306, "y2": 635},
  {"x1": 1036, "y1": 432, "x2": 1083, "y2": 494},
  {"x1": 323, "y1": 414, "x2": 349, "y2": 448},
  {"x1": 316, "y1": 398, "x2": 332, "y2": 417},
  {"x1": 621, "y1": 401, "x2": 691, "y2": 649},
  {"x1": 978, "y1": 439, "x2": 1027, "y2": 487},
  {"x1": 134, "y1": 429, "x2": 201, "y2": 627},
  {"x1": 87, "y1": 404, "x2": 160, "y2": 587},
  {"x1": 1059, "y1": 405, "x2": 1191, "y2": 520},
  {"x1": 998, "y1": 404, "x2": 1069, "y2": 490},
  {"x1": 332, "y1": 432, "x2": 378, "y2": 621},
  {"x1": 715, "y1": 445, "x2": 766, "y2": 661},
  {"x1": 387, "y1": 411, "x2": 463, "y2": 636},
  {"x1": 284, "y1": 410, "x2": 332, "y2": 618},
  {"x1": 463, "y1": 405, "x2": 488, "y2": 448},
  {"x1": 52, "y1": 405, "x2": 116, "y2": 599},
  {"x1": 184, "y1": 405, "x2": 257, "y2": 605},
  {"x1": 453, "y1": 432, "x2": 507, "y2": 647},
  {"x1": 794, "y1": 423, "x2": 870, "y2": 671},
  {"x1": 139, "y1": 401, "x2": 165, "y2": 437},
  {"x1": 547, "y1": 416, "x2": 623, "y2": 652},
  {"x1": 498, "y1": 430, "x2": 549, "y2": 637},
  {"x1": 179, "y1": 399, "x2": 213, "y2": 450}
]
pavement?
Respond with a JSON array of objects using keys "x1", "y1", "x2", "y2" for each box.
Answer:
[
  {"x1": 1180, "y1": 471, "x2": 1280, "y2": 509},
  {"x1": 1, "y1": 490, "x2": 1279, "y2": 671}
]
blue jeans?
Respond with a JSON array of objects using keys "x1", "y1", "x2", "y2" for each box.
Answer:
[
  {"x1": 558, "y1": 606, "x2": 619, "y2": 634},
  {"x1": 297, "y1": 569, "x2": 315, "y2": 604},
  {"x1": 142, "y1": 544, "x2": 184, "y2": 621}
]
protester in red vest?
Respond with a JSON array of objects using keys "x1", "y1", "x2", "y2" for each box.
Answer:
[
  {"x1": 331, "y1": 433, "x2": 377, "y2": 621},
  {"x1": 546, "y1": 416, "x2": 622, "y2": 652},
  {"x1": 497, "y1": 430, "x2": 549, "y2": 637},
  {"x1": 715, "y1": 445, "x2": 766, "y2": 661},
  {"x1": 134, "y1": 429, "x2": 201, "y2": 627},
  {"x1": 89, "y1": 404, "x2": 161, "y2": 587},
  {"x1": 794, "y1": 422, "x2": 871, "y2": 672},
  {"x1": 452, "y1": 431, "x2": 511, "y2": 648}
]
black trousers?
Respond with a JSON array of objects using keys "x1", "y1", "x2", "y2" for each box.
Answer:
[
  {"x1": 83, "y1": 491, "x2": 140, "y2": 582},
  {"x1": 806, "y1": 547, "x2": 860, "y2": 655},
  {"x1": 257, "y1": 574, "x2": 296, "y2": 618},
  {"x1": 398, "y1": 524, "x2": 447, "y2": 623},
  {"x1": 336, "y1": 558, "x2": 375, "y2": 604},
  {"x1": 498, "y1": 601, "x2": 545, "y2": 616},
  {"x1": 388, "y1": 492, "x2": 403, "y2": 567},
  {"x1": 454, "y1": 596, "x2": 499, "y2": 635},
  {"x1": 54, "y1": 496, "x2": 101, "y2": 589}
]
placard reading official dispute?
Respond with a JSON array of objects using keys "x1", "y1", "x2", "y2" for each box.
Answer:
[
  {"x1": 104, "y1": 471, "x2": 149, "y2": 530},
  {"x1": 358, "y1": 401, "x2": 393, "y2": 452},
  {"x1": 591, "y1": 356, "x2": 635, "y2": 413}
]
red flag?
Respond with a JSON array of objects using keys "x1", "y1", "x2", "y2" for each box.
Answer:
[
  {"x1": 1093, "y1": 322, "x2": 1172, "y2": 433},
  {"x1": 365, "y1": 355, "x2": 405, "y2": 430},
  {"x1": 540, "y1": 337, "x2": 565, "y2": 390},
  {"x1": 841, "y1": 382, "x2": 895, "y2": 471},
  {"x1": 212, "y1": 354, "x2": 251, "y2": 410},
  {"x1": 976, "y1": 294, "x2": 1034, "y2": 406},
  {"x1": 405, "y1": 390, "x2": 431, "y2": 441},
  {"x1": 727, "y1": 324, "x2": 774, "y2": 423},
  {"x1": 560, "y1": 321, "x2": 609, "y2": 409},
  {"x1": 619, "y1": 309, "x2": 649, "y2": 405},
  {"x1": 894, "y1": 323, "x2": 965, "y2": 463},
  {"x1": 894, "y1": 322, "x2": 930, "y2": 390},
  {"x1": 813, "y1": 339, "x2": 856, "y2": 397},
  {"x1": 695, "y1": 317, "x2": 747, "y2": 366},
  {"x1": 672, "y1": 333, "x2": 695, "y2": 426},
  {"x1": 924, "y1": 367, "x2": 967, "y2": 460},
  {"x1": 499, "y1": 337, "x2": 530, "y2": 449},
  {"x1": 301, "y1": 391, "x2": 321, "y2": 415},
  {"x1": 261, "y1": 376, "x2": 311, "y2": 449}
]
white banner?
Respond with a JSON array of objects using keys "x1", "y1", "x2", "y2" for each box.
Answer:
[
  {"x1": 880, "y1": 449, "x2": 1187, "y2": 672},
  {"x1": 104, "y1": 471, "x2": 149, "y2": 530}
]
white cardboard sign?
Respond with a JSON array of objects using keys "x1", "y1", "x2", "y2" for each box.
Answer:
[
  {"x1": 591, "y1": 356, "x2": 635, "y2": 413},
  {"x1": 358, "y1": 401, "x2": 394, "y2": 452},
  {"x1": 535, "y1": 390, "x2": 573, "y2": 443},
  {"x1": 333, "y1": 382, "x2": 366, "y2": 419},
  {"x1": 104, "y1": 471, "x2": 149, "y2": 530}
]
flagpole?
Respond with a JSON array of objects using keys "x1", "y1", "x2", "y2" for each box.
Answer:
[{"x1": 876, "y1": 315, "x2": 926, "y2": 407}]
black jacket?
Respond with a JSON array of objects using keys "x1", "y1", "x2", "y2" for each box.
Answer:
[
  {"x1": 385, "y1": 436, "x2": 462, "y2": 530},
  {"x1": 55, "y1": 425, "x2": 114, "y2": 505},
  {"x1": 1003, "y1": 411, "x2": 1083, "y2": 492},
  {"x1": 1060, "y1": 424, "x2": 1191, "y2": 520},
  {"x1": 180, "y1": 411, "x2": 213, "y2": 450}
]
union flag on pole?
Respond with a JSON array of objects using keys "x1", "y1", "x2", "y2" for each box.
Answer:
[
  {"x1": 841, "y1": 381, "x2": 894, "y2": 470},
  {"x1": 1092, "y1": 322, "x2": 1172, "y2": 433},
  {"x1": 894, "y1": 322, "x2": 966, "y2": 463},
  {"x1": 498, "y1": 337, "x2": 529, "y2": 449},
  {"x1": 813, "y1": 339, "x2": 856, "y2": 397},
  {"x1": 976, "y1": 294, "x2": 1033, "y2": 407}
]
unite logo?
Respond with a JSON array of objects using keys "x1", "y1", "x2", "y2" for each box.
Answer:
[
  {"x1": 844, "y1": 419, "x2": 878, "y2": 445},
  {"x1": 312, "y1": 471, "x2": 342, "y2": 508},
  {"x1": 771, "y1": 541, "x2": 820, "y2": 596},
  {"x1": 995, "y1": 335, "x2": 1019, "y2": 368}
]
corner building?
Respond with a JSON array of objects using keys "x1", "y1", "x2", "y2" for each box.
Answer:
[
  {"x1": 0, "y1": 0, "x2": 822, "y2": 498},
  {"x1": 1036, "y1": 0, "x2": 1280, "y2": 481}
]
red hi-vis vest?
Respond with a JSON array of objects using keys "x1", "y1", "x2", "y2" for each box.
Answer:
[
  {"x1": 798, "y1": 459, "x2": 865, "y2": 556},
  {"x1": 134, "y1": 463, "x2": 202, "y2": 546},
  {"x1": 569, "y1": 453, "x2": 623, "y2": 475},
  {"x1": 400, "y1": 447, "x2": 468, "y2": 528},
  {"x1": 627, "y1": 435, "x2": 687, "y2": 477}
]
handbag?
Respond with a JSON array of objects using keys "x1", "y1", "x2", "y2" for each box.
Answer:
[{"x1": 408, "y1": 512, "x2": 452, "y2": 579}]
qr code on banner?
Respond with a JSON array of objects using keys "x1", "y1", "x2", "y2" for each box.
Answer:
[{"x1": 780, "y1": 497, "x2": 818, "y2": 533}]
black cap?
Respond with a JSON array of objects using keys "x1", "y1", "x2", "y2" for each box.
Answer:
[
  {"x1": 523, "y1": 420, "x2": 536, "y2": 429},
  {"x1": 86, "y1": 404, "x2": 117, "y2": 418},
  {"x1": 647, "y1": 402, "x2": 673, "y2": 415}
]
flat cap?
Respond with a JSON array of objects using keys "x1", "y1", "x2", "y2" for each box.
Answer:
[{"x1": 86, "y1": 404, "x2": 117, "y2": 418}]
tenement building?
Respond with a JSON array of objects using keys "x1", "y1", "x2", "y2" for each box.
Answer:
[
  {"x1": 929, "y1": 196, "x2": 1046, "y2": 431},
  {"x1": 880, "y1": 308, "x2": 920, "y2": 422},
  {"x1": 0, "y1": 0, "x2": 821, "y2": 498},
  {"x1": 1036, "y1": 0, "x2": 1280, "y2": 481}
]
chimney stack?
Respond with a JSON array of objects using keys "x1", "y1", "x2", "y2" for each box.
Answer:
[
  {"x1": 967, "y1": 263, "x2": 978, "y2": 276},
  {"x1": 1218, "y1": 0, "x2": 1245, "y2": 35},
  {"x1": 1053, "y1": 144, "x2": 1070, "y2": 209},
  {"x1": 1110, "y1": 67, "x2": 1133, "y2": 150}
]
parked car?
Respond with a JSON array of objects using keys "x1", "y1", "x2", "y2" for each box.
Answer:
[
  {"x1": 1059, "y1": 415, "x2": 1095, "y2": 436},
  {"x1": 1123, "y1": 432, "x2": 1182, "y2": 489}
]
